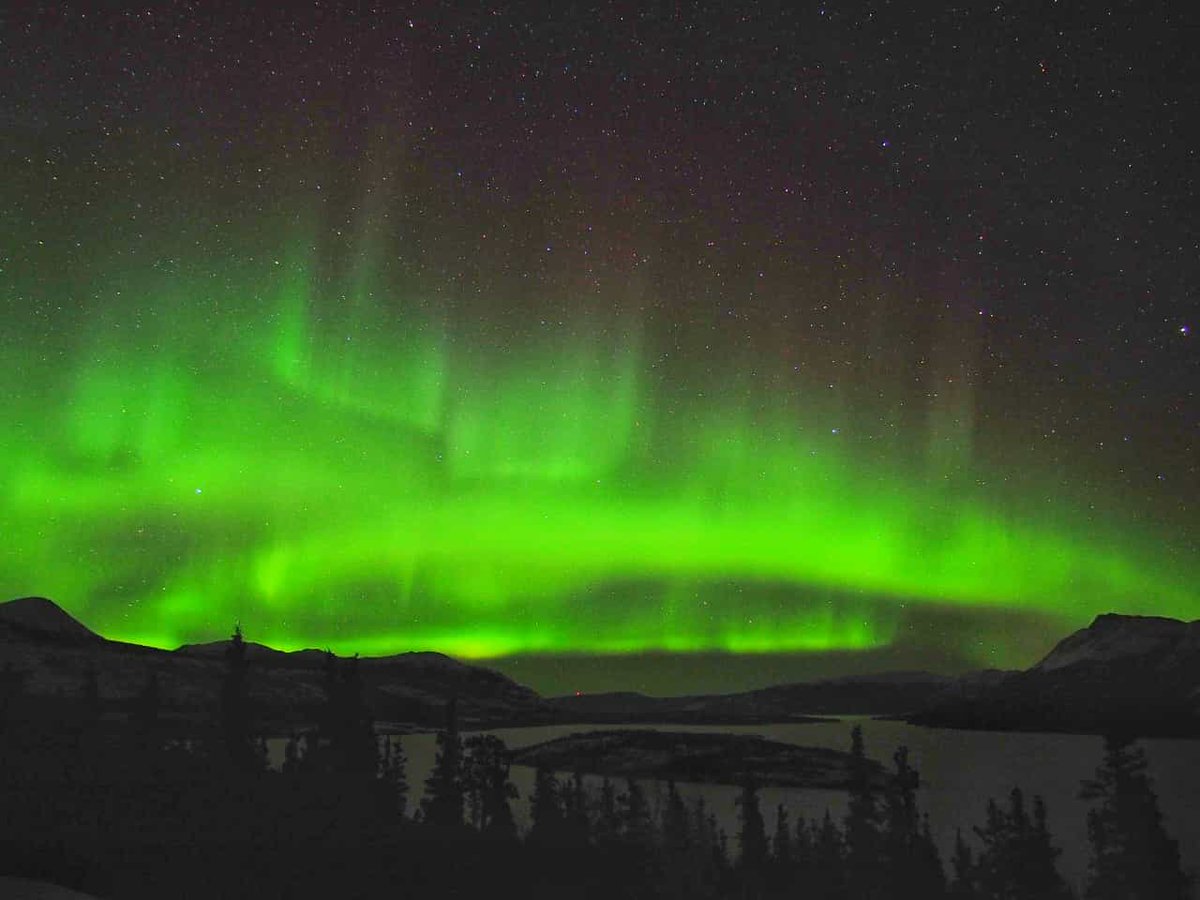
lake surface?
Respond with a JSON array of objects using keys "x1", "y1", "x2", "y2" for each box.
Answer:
[{"x1": 271, "y1": 719, "x2": 1199, "y2": 895}]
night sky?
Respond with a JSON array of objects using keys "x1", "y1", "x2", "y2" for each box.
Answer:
[{"x1": 2, "y1": 2, "x2": 1196, "y2": 694}]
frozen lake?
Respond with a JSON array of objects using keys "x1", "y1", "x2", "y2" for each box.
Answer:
[{"x1": 272, "y1": 718, "x2": 1200, "y2": 895}]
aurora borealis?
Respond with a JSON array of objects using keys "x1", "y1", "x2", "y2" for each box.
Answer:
[{"x1": 2, "y1": 3, "x2": 1196, "y2": 690}]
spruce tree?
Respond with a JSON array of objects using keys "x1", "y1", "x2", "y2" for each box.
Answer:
[
  {"x1": 595, "y1": 776, "x2": 622, "y2": 845},
  {"x1": 220, "y1": 624, "x2": 260, "y2": 774},
  {"x1": 692, "y1": 796, "x2": 722, "y2": 878},
  {"x1": 881, "y1": 745, "x2": 944, "y2": 899},
  {"x1": 813, "y1": 809, "x2": 846, "y2": 899},
  {"x1": 659, "y1": 780, "x2": 697, "y2": 899},
  {"x1": 380, "y1": 735, "x2": 408, "y2": 819},
  {"x1": 1080, "y1": 734, "x2": 1191, "y2": 900},
  {"x1": 562, "y1": 770, "x2": 590, "y2": 847},
  {"x1": 716, "y1": 826, "x2": 730, "y2": 875},
  {"x1": 462, "y1": 734, "x2": 517, "y2": 839},
  {"x1": 735, "y1": 774, "x2": 768, "y2": 874},
  {"x1": 619, "y1": 777, "x2": 654, "y2": 845},
  {"x1": 421, "y1": 698, "x2": 464, "y2": 827},
  {"x1": 282, "y1": 732, "x2": 302, "y2": 777},
  {"x1": 844, "y1": 724, "x2": 884, "y2": 899},
  {"x1": 793, "y1": 813, "x2": 813, "y2": 877},
  {"x1": 973, "y1": 788, "x2": 1070, "y2": 900},
  {"x1": 462, "y1": 735, "x2": 487, "y2": 829},
  {"x1": 948, "y1": 828, "x2": 976, "y2": 900},
  {"x1": 772, "y1": 804, "x2": 792, "y2": 866},
  {"x1": 335, "y1": 655, "x2": 378, "y2": 777},
  {"x1": 528, "y1": 766, "x2": 563, "y2": 845},
  {"x1": 309, "y1": 653, "x2": 378, "y2": 778},
  {"x1": 662, "y1": 779, "x2": 689, "y2": 854},
  {"x1": 917, "y1": 814, "x2": 947, "y2": 899},
  {"x1": 692, "y1": 795, "x2": 711, "y2": 849},
  {"x1": 770, "y1": 804, "x2": 793, "y2": 894}
]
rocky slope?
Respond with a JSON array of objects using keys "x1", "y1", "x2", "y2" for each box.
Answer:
[{"x1": 908, "y1": 614, "x2": 1200, "y2": 737}]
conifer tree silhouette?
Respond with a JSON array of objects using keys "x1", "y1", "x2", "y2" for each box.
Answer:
[
  {"x1": 1080, "y1": 734, "x2": 1192, "y2": 900},
  {"x1": 462, "y1": 733, "x2": 517, "y2": 839},
  {"x1": 813, "y1": 810, "x2": 846, "y2": 899},
  {"x1": 328, "y1": 654, "x2": 377, "y2": 777},
  {"x1": 972, "y1": 788, "x2": 1070, "y2": 900},
  {"x1": 619, "y1": 777, "x2": 654, "y2": 845},
  {"x1": 282, "y1": 731, "x2": 303, "y2": 777},
  {"x1": 735, "y1": 774, "x2": 768, "y2": 876},
  {"x1": 772, "y1": 804, "x2": 791, "y2": 866},
  {"x1": 421, "y1": 698, "x2": 464, "y2": 827},
  {"x1": 881, "y1": 745, "x2": 944, "y2": 899},
  {"x1": 595, "y1": 776, "x2": 622, "y2": 846},
  {"x1": 662, "y1": 779, "x2": 689, "y2": 854},
  {"x1": 948, "y1": 828, "x2": 977, "y2": 900},
  {"x1": 844, "y1": 724, "x2": 884, "y2": 899},
  {"x1": 220, "y1": 624, "x2": 260, "y2": 774},
  {"x1": 692, "y1": 795, "x2": 728, "y2": 887},
  {"x1": 528, "y1": 765, "x2": 563, "y2": 845},
  {"x1": 561, "y1": 769, "x2": 590, "y2": 847},
  {"x1": 793, "y1": 813, "x2": 813, "y2": 878},
  {"x1": 917, "y1": 814, "x2": 946, "y2": 899},
  {"x1": 769, "y1": 803, "x2": 795, "y2": 895},
  {"x1": 380, "y1": 734, "x2": 408, "y2": 819},
  {"x1": 659, "y1": 780, "x2": 698, "y2": 899}
]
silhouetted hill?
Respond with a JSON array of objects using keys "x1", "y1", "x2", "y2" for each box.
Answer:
[
  {"x1": 1033, "y1": 613, "x2": 1193, "y2": 671},
  {"x1": 740, "y1": 670, "x2": 955, "y2": 714},
  {"x1": 0, "y1": 597, "x2": 548, "y2": 730},
  {"x1": 909, "y1": 614, "x2": 1200, "y2": 737},
  {"x1": 0, "y1": 597, "x2": 99, "y2": 642},
  {"x1": 548, "y1": 671, "x2": 955, "y2": 724}
]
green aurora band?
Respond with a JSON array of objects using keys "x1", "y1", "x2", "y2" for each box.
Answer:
[{"x1": 2, "y1": 230, "x2": 1196, "y2": 664}]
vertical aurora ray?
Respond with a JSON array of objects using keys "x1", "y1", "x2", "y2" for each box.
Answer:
[
  {"x1": 269, "y1": 234, "x2": 449, "y2": 434},
  {"x1": 445, "y1": 324, "x2": 642, "y2": 482}
]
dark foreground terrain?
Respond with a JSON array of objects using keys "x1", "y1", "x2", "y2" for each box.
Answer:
[{"x1": 1, "y1": 599, "x2": 1195, "y2": 898}]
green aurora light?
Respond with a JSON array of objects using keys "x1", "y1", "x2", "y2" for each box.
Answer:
[{"x1": 2, "y1": 226, "x2": 1196, "y2": 665}]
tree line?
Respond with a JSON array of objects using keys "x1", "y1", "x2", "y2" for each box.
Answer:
[{"x1": 0, "y1": 626, "x2": 1192, "y2": 899}]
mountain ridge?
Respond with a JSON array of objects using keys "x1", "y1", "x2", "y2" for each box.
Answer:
[
  {"x1": 0, "y1": 596, "x2": 546, "y2": 730},
  {"x1": 1033, "y1": 612, "x2": 1198, "y2": 672},
  {"x1": 910, "y1": 612, "x2": 1200, "y2": 737},
  {"x1": 4, "y1": 598, "x2": 1197, "y2": 735}
]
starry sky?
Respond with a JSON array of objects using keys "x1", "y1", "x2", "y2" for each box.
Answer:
[{"x1": 1, "y1": 2, "x2": 1196, "y2": 694}]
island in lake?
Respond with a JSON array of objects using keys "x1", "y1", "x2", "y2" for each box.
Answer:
[{"x1": 509, "y1": 728, "x2": 889, "y2": 789}]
